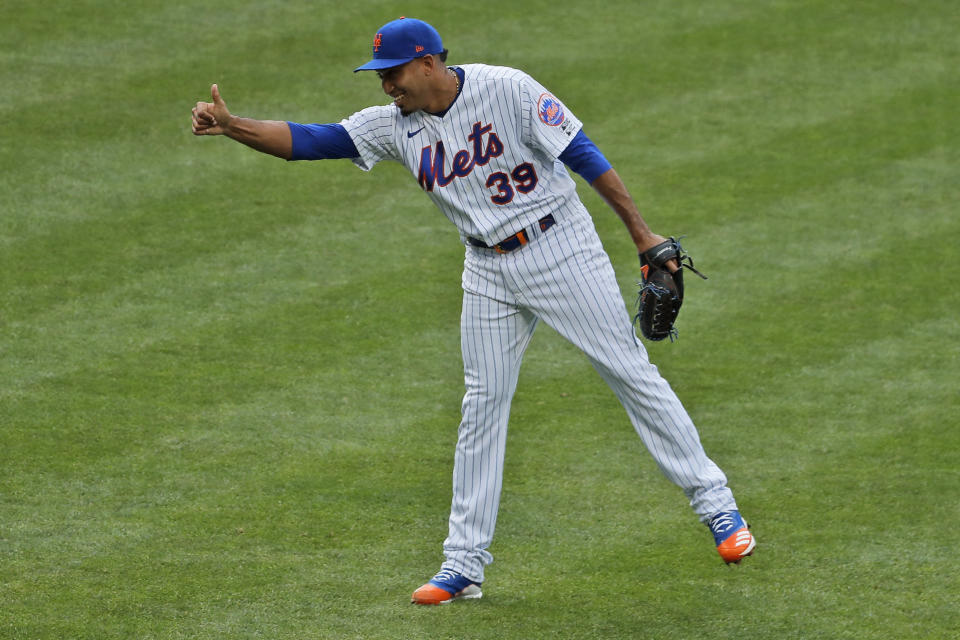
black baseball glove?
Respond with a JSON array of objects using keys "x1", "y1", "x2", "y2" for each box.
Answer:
[{"x1": 634, "y1": 237, "x2": 707, "y2": 341}]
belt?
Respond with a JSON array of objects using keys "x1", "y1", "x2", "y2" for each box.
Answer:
[{"x1": 467, "y1": 214, "x2": 556, "y2": 254}]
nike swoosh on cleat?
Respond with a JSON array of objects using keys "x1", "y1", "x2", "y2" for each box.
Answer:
[{"x1": 407, "y1": 127, "x2": 426, "y2": 138}]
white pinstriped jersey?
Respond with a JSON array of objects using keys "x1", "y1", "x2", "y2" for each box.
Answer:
[{"x1": 340, "y1": 64, "x2": 584, "y2": 245}]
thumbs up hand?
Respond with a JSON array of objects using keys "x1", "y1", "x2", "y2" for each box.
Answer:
[
  {"x1": 188, "y1": 84, "x2": 291, "y2": 158},
  {"x1": 192, "y1": 84, "x2": 233, "y2": 136}
]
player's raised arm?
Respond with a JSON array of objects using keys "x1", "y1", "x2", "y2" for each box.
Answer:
[{"x1": 191, "y1": 84, "x2": 292, "y2": 160}]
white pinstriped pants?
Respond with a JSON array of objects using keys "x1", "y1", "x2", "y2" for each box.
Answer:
[{"x1": 441, "y1": 207, "x2": 737, "y2": 582}]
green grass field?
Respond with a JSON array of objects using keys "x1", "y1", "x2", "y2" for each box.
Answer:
[{"x1": 2, "y1": 1, "x2": 958, "y2": 638}]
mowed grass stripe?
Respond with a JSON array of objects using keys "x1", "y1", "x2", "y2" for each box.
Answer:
[
  {"x1": 1, "y1": 185, "x2": 455, "y2": 394},
  {"x1": 622, "y1": 78, "x2": 955, "y2": 239},
  {"x1": 633, "y1": 141, "x2": 957, "y2": 395},
  {"x1": 573, "y1": 1, "x2": 954, "y2": 151}
]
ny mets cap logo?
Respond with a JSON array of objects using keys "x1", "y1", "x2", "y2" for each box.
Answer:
[{"x1": 538, "y1": 93, "x2": 565, "y2": 126}]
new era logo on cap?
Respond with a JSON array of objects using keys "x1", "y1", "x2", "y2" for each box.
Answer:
[{"x1": 354, "y1": 17, "x2": 444, "y2": 72}]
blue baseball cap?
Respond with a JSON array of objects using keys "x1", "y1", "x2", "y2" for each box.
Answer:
[{"x1": 354, "y1": 17, "x2": 444, "y2": 72}]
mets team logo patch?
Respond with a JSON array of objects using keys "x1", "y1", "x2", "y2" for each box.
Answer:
[{"x1": 537, "y1": 93, "x2": 565, "y2": 126}]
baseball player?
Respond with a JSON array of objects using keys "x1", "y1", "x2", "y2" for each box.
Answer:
[{"x1": 191, "y1": 17, "x2": 756, "y2": 605}]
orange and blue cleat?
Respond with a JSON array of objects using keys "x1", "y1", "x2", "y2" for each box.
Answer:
[
  {"x1": 411, "y1": 569, "x2": 483, "y2": 605},
  {"x1": 709, "y1": 510, "x2": 756, "y2": 564}
]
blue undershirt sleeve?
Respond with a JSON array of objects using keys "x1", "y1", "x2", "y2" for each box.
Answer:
[
  {"x1": 286, "y1": 122, "x2": 360, "y2": 161},
  {"x1": 558, "y1": 129, "x2": 613, "y2": 184}
]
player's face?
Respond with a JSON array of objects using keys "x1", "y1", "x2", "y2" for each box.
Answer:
[{"x1": 377, "y1": 59, "x2": 427, "y2": 116}]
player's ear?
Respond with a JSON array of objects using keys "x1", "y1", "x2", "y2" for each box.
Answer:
[{"x1": 420, "y1": 54, "x2": 437, "y2": 76}]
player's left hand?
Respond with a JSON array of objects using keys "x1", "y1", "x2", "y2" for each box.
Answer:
[
  {"x1": 637, "y1": 233, "x2": 679, "y2": 273},
  {"x1": 634, "y1": 237, "x2": 707, "y2": 341}
]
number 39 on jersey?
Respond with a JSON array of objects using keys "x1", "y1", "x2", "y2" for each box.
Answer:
[{"x1": 417, "y1": 121, "x2": 539, "y2": 205}]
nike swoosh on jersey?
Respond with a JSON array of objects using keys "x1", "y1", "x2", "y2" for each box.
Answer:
[{"x1": 407, "y1": 127, "x2": 426, "y2": 138}]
